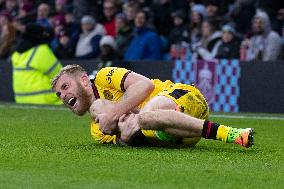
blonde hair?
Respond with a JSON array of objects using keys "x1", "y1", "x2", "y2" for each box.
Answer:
[{"x1": 51, "y1": 64, "x2": 86, "y2": 90}]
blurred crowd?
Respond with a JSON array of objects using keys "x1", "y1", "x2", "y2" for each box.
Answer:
[{"x1": 0, "y1": 0, "x2": 284, "y2": 66}]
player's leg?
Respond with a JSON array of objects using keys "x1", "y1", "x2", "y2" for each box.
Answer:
[{"x1": 119, "y1": 95, "x2": 254, "y2": 148}]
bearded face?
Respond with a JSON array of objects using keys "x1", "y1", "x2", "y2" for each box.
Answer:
[
  {"x1": 253, "y1": 17, "x2": 264, "y2": 35},
  {"x1": 54, "y1": 74, "x2": 93, "y2": 116}
]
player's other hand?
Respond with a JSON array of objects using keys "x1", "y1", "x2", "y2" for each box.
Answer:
[
  {"x1": 96, "y1": 113, "x2": 118, "y2": 135},
  {"x1": 118, "y1": 114, "x2": 140, "y2": 143},
  {"x1": 89, "y1": 99, "x2": 119, "y2": 134}
]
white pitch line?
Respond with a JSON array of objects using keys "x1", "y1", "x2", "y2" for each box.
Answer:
[
  {"x1": 210, "y1": 114, "x2": 284, "y2": 120},
  {"x1": 0, "y1": 104, "x2": 67, "y2": 111},
  {"x1": 1, "y1": 104, "x2": 284, "y2": 121}
]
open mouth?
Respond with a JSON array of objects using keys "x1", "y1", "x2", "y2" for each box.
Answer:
[{"x1": 67, "y1": 97, "x2": 77, "y2": 106}]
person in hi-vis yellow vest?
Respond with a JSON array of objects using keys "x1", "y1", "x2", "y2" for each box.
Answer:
[{"x1": 11, "y1": 43, "x2": 62, "y2": 104}]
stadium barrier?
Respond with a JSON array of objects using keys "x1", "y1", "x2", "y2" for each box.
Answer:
[{"x1": 0, "y1": 59, "x2": 283, "y2": 113}]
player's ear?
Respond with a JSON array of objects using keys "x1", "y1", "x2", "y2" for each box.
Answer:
[{"x1": 81, "y1": 74, "x2": 90, "y2": 87}]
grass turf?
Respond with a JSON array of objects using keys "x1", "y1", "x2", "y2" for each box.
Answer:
[{"x1": 0, "y1": 104, "x2": 284, "y2": 189}]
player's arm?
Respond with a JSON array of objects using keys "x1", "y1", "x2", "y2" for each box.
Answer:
[
  {"x1": 94, "y1": 67, "x2": 154, "y2": 134},
  {"x1": 110, "y1": 71, "x2": 154, "y2": 119}
]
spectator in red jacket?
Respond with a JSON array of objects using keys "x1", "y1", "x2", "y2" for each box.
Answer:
[{"x1": 102, "y1": 0, "x2": 119, "y2": 37}]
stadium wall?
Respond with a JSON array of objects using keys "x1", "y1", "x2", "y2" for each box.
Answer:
[{"x1": 0, "y1": 59, "x2": 283, "y2": 113}]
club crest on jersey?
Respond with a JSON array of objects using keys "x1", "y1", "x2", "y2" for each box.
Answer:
[{"x1": 103, "y1": 90, "x2": 113, "y2": 100}]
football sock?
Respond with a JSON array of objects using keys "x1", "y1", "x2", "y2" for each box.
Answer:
[{"x1": 202, "y1": 121, "x2": 231, "y2": 143}]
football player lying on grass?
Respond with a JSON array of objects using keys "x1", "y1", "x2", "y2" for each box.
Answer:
[
  {"x1": 90, "y1": 99, "x2": 254, "y2": 147},
  {"x1": 52, "y1": 64, "x2": 254, "y2": 148}
]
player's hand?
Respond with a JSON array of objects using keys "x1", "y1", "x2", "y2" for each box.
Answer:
[
  {"x1": 118, "y1": 114, "x2": 140, "y2": 143},
  {"x1": 97, "y1": 112, "x2": 118, "y2": 135}
]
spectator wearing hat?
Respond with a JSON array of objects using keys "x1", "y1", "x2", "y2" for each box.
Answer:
[
  {"x1": 244, "y1": 10, "x2": 282, "y2": 61},
  {"x1": 97, "y1": 35, "x2": 124, "y2": 69},
  {"x1": 215, "y1": 24, "x2": 241, "y2": 59},
  {"x1": 115, "y1": 13, "x2": 133, "y2": 58},
  {"x1": 75, "y1": 15, "x2": 105, "y2": 59},
  {"x1": 36, "y1": 3, "x2": 51, "y2": 28},
  {"x1": 54, "y1": 29, "x2": 75, "y2": 59},
  {"x1": 169, "y1": 10, "x2": 189, "y2": 46},
  {"x1": 124, "y1": 9, "x2": 162, "y2": 61},
  {"x1": 189, "y1": 4, "x2": 207, "y2": 45}
]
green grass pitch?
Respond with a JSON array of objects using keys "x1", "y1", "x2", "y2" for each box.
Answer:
[{"x1": 0, "y1": 103, "x2": 284, "y2": 189}]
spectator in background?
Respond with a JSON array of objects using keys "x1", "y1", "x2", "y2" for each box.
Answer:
[
  {"x1": 50, "y1": 15, "x2": 66, "y2": 50},
  {"x1": 124, "y1": 9, "x2": 162, "y2": 61},
  {"x1": 150, "y1": 0, "x2": 173, "y2": 38},
  {"x1": 168, "y1": 10, "x2": 189, "y2": 60},
  {"x1": 272, "y1": 8, "x2": 284, "y2": 37},
  {"x1": 98, "y1": 35, "x2": 123, "y2": 68},
  {"x1": 0, "y1": 22, "x2": 16, "y2": 58},
  {"x1": 189, "y1": 4, "x2": 207, "y2": 45},
  {"x1": 54, "y1": 28, "x2": 75, "y2": 59},
  {"x1": 4, "y1": 0, "x2": 18, "y2": 18},
  {"x1": 75, "y1": 15, "x2": 105, "y2": 59},
  {"x1": 215, "y1": 24, "x2": 241, "y2": 59},
  {"x1": 17, "y1": 2, "x2": 33, "y2": 19},
  {"x1": 36, "y1": 3, "x2": 51, "y2": 28},
  {"x1": 55, "y1": 0, "x2": 67, "y2": 17},
  {"x1": 123, "y1": 1, "x2": 139, "y2": 27},
  {"x1": 102, "y1": 0, "x2": 119, "y2": 37},
  {"x1": 205, "y1": 0, "x2": 218, "y2": 17},
  {"x1": 169, "y1": 10, "x2": 189, "y2": 45},
  {"x1": 193, "y1": 18, "x2": 222, "y2": 60},
  {"x1": 72, "y1": 0, "x2": 103, "y2": 23},
  {"x1": 54, "y1": 15, "x2": 66, "y2": 33},
  {"x1": 63, "y1": 6, "x2": 80, "y2": 51},
  {"x1": 115, "y1": 13, "x2": 133, "y2": 58},
  {"x1": 245, "y1": 10, "x2": 282, "y2": 61},
  {"x1": 0, "y1": 10, "x2": 11, "y2": 26},
  {"x1": 229, "y1": 0, "x2": 255, "y2": 34}
]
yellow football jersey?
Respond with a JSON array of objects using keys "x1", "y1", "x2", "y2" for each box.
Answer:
[
  {"x1": 93, "y1": 67, "x2": 173, "y2": 107},
  {"x1": 90, "y1": 67, "x2": 209, "y2": 145}
]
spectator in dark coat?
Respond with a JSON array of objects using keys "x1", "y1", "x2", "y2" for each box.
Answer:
[
  {"x1": 54, "y1": 29, "x2": 75, "y2": 59},
  {"x1": 124, "y1": 10, "x2": 162, "y2": 61},
  {"x1": 168, "y1": 10, "x2": 189, "y2": 45},
  {"x1": 229, "y1": 0, "x2": 255, "y2": 34},
  {"x1": 115, "y1": 13, "x2": 133, "y2": 58},
  {"x1": 215, "y1": 25, "x2": 241, "y2": 59},
  {"x1": 150, "y1": 0, "x2": 173, "y2": 38}
]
